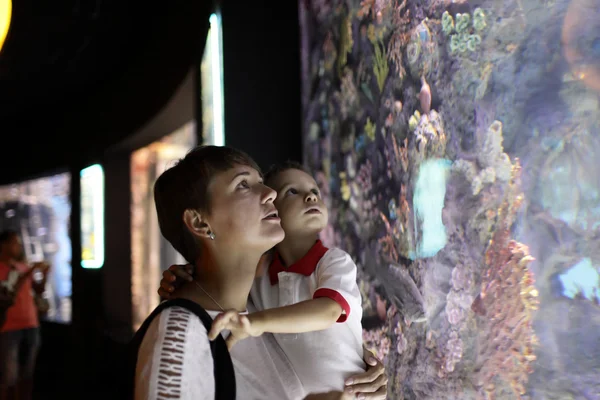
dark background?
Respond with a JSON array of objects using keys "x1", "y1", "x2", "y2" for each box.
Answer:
[{"x1": 0, "y1": 1, "x2": 301, "y2": 398}]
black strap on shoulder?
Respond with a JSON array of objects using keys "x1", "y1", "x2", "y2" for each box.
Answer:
[{"x1": 126, "y1": 298, "x2": 236, "y2": 400}]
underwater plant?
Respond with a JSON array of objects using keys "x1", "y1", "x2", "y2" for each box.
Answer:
[
  {"x1": 443, "y1": 10, "x2": 485, "y2": 55},
  {"x1": 472, "y1": 8, "x2": 487, "y2": 32},
  {"x1": 442, "y1": 11, "x2": 454, "y2": 35},
  {"x1": 455, "y1": 13, "x2": 471, "y2": 34}
]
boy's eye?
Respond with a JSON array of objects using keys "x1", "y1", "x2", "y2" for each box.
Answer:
[
  {"x1": 311, "y1": 189, "x2": 320, "y2": 197},
  {"x1": 286, "y1": 188, "x2": 298, "y2": 195},
  {"x1": 238, "y1": 180, "x2": 250, "y2": 189}
]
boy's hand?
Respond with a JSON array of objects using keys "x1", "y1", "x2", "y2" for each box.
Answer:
[
  {"x1": 343, "y1": 345, "x2": 387, "y2": 399},
  {"x1": 157, "y1": 264, "x2": 194, "y2": 299},
  {"x1": 208, "y1": 310, "x2": 264, "y2": 349}
]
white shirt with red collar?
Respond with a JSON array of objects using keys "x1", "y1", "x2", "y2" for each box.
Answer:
[{"x1": 250, "y1": 240, "x2": 366, "y2": 394}]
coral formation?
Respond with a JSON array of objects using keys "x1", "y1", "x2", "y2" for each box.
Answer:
[
  {"x1": 452, "y1": 120, "x2": 512, "y2": 195},
  {"x1": 470, "y1": 163, "x2": 540, "y2": 399},
  {"x1": 442, "y1": 9, "x2": 485, "y2": 55},
  {"x1": 301, "y1": 0, "x2": 600, "y2": 398}
]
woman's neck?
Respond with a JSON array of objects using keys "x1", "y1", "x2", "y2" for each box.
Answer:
[
  {"x1": 176, "y1": 249, "x2": 260, "y2": 312},
  {"x1": 276, "y1": 233, "x2": 319, "y2": 267}
]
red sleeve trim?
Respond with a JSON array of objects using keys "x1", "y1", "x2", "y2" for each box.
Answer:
[{"x1": 313, "y1": 288, "x2": 350, "y2": 323}]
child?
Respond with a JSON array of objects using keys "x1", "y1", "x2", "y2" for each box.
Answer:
[{"x1": 161, "y1": 162, "x2": 383, "y2": 396}]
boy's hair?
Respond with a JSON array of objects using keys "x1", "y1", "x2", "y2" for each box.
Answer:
[
  {"x1": 263, "y1": 160, "x2": 309, "y2": 188},
  {"x1": 154, "y1": 145, "x2": 260, "y2": 264}
]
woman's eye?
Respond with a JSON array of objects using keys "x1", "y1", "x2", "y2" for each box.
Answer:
[
  {"x1": 286, "y1": 188, "x2": 298, "y2": 195},
  {"x1": 238, "y1": 180, "x2": 250, "y2": 189}
]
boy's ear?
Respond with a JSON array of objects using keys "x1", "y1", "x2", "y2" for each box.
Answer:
[{"x1": 183, "y1": 209, "x2": 213, "y2": 240}]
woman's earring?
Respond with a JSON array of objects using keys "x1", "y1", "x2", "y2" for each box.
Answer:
[{"x1": 208, "y1": 231, "x2": 215, "y2": 240}]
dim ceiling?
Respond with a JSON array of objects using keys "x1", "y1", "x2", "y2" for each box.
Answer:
[{"x1": 0, "y1": 0, "x2": 212, "y2": 184}]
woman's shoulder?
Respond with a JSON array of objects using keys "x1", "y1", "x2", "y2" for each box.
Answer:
[
  {"x1": 142, "y1": 305, "x2": 211, "y2": 346},
  {"x1": 136, "y1": 305, "x2": 216, "y2": 399}
]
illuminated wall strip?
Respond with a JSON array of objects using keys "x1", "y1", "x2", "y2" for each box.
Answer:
[
  {"x1": 80, "y1": 164, "x2": 105, "y2": 269},
  {"x1": 209, "y1": 12, "x2": 225, "y2": 146}
]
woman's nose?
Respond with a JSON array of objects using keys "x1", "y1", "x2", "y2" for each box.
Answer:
[{"x1": 262, "y1": 185, "x2": 277, "y2": 203}]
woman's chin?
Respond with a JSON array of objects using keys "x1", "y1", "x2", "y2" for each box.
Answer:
[{"x1": 264, "y1": 226, "x2": 285, "y2": 248}]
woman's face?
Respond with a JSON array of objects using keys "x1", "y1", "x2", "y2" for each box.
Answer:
[{"x1": 205, "y1": 164, "x2": 284, "y2": 254}]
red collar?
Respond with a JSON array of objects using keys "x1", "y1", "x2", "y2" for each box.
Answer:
[{"x1": 269, "y1": 240, "x2": 329, "y2": 285}]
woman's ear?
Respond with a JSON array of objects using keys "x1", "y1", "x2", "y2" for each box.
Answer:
[{"x1": 183, "y1": 209, "x2": 213, "y2": 240}]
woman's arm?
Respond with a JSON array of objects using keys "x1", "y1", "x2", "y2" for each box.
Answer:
[{"x1": 135, "y1": 307, "x2": 215, "y2": 400}]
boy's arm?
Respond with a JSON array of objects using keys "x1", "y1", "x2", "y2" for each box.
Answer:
[
  {"x1": 249, "y1": 248, "x2": 361, "y2": 334},
  {"x1": 249, "y1": 297, "x2": 342, "y2": 334},
  {"x1": 209, "y1": 249, "x2": 361, "y2": 347}
]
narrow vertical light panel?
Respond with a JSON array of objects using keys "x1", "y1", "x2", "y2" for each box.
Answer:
[
  {"x1": 80, "y1": 164, "x2": 105, "y2": 269},
  {"x1": 209, "y1": 12, "x2": 225, "y2": 146}
]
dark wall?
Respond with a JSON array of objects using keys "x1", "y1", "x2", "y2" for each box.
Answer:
[
  {"x1": 23, "y1": 2, "x2": 303, "y2": 397},
  {"x1": 0, "y1": 0, "x2": 213, "y2": 185},
  {"x1": 220, "y1": 0, "x2": 302, "y2": 170}
]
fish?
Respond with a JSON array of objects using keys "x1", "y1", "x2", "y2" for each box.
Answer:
[{"x1": 419, "y1": 76, "x2": 432, "y2": 115}]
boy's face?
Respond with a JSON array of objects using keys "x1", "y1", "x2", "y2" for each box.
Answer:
[{"x1": 269, "y1": 169, "x2": 328, "y2": 237}]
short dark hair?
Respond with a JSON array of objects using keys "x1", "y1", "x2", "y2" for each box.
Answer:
[
  {"x1": 154, "y1": 145, "x2": 260, "y2": 263},
  {"x1": 264, "y1": 160, "x2": 309, "y2": 187},
  {"x1": 0, "y1": 230, "x2": 18, "y2": 246}
]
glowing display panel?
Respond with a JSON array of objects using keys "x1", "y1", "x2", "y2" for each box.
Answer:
[
  {"x1": 80, "y1": 164, "x2": 105, "y2": 269},
  {"x1": 201, "y1": 12, "x2": 225, "y2": 145},
  {"x1": 131, "y1": 122, "x2": 196, "y2": 329},
  {"x1": 0, "y1": 172, "x2": 72, "y2": 323}
]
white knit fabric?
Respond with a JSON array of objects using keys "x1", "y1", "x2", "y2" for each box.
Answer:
[
  {"x1": 135, "y1": 306, "x2": 215, "y2": 400},
  {"x1": 135, "y1": 304, "x2": 307, "y2": 400}
]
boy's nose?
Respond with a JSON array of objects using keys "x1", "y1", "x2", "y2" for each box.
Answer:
[{"x1": 305, "y1": 193, "x2": 317, "y2": 202}]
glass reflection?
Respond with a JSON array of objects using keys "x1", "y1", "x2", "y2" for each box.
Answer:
[
  {"x1": 0, "y1": 173, "x2": 72, "y2": 323},
  {"x1": 130, "y1": 122, "x2": 196, "y2": 330}
]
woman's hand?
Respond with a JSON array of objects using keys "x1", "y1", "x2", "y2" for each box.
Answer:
[
  {"x1": 32, "y1": 261, "x2": 51, "y2": 274},
  {"x1": 157, "y1": 264, "x2": 194, "y2": 299},
  {"x1": 31, "y1": 262, "x2": 51, "y2": 294},
  {"x1": 344, "y1": 345, "x2": 388, "y2": 399}
]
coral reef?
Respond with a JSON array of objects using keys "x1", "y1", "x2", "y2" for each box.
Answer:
[
  {"x1": 470, "y1": 163, "x2": 540, "y2": 399},
  {"x1": 301, "y1": 0, "x2": 600, "y2": 398}
]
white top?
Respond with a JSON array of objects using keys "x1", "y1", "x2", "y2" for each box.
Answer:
[
  {"x1": 135, "y1": 306, "x2": 215, "y2": 400},
  {"x1": 135, "y1": 303, "x2": 306, "y2": 400},
  {"x1": 250, "y1": 242, "x2": 366, "y2": 394}
]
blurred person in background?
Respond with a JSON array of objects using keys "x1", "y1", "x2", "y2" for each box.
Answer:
[{"x1": 0, "y1": 231, "x2": 50, "y2": 400}]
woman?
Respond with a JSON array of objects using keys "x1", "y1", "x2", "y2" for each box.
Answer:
[
  {"x1": 0, "y1": 231, "x2": 50, "y2": 400},
  {"x1": 136, "y1": 146, "x2": 384, "y2": 400}
]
